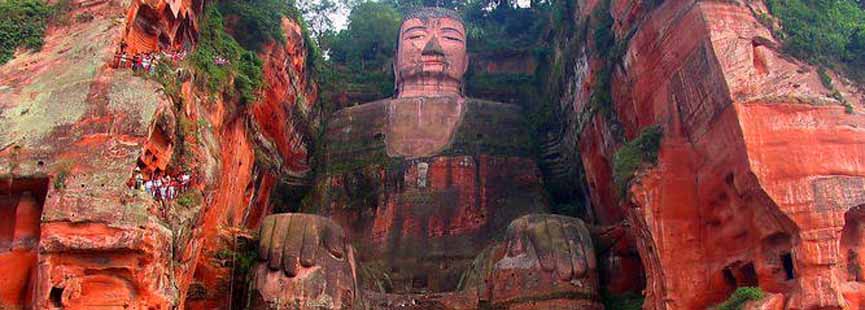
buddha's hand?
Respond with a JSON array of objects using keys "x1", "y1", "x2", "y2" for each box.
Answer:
[
  {"x1": 504, "y1": 214, "x2": 596, "y2": 281},
  {"x1": 257, "y1": 213, "x2": 349, "y2": 276},
  {"x1": 254, "y1": 214, "x2": 359, "y2": 309}
]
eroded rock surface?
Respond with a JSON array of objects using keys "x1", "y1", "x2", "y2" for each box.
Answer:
[
  {"x1": 0, "y1": 0, "x2": 316, "y2": 308},
  {"x1": 6, "y1": 0, "x2": 865, "y2": 308},
  {"x1": 555, "y1": 0, "x2": 865, "y2": 308}
]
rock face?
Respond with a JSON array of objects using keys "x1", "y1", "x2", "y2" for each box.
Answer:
[
  {"x1": 0, "y1": 0, "x2": 316, "y2": 308},
  {"x1": 0, "y1": 186, "x2": 45, "y2": 309},
  {"x1": 0, "y1": 1, "x2": 176, "y2": 307},
  {"x1": 552, "y1": 0, "x2": 865, "y2": 308}
]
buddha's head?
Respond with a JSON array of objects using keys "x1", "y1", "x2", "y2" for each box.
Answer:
[{"x1": 394, "y1": 8, "x2": 468, "y2": 98}]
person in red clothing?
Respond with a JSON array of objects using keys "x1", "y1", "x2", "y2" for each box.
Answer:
[{"x1": 136, "y1": 54, "x2": 143, "y2": 70}]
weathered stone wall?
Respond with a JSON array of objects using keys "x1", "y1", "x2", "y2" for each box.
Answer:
[
  {"x1": 0, "y1": 0, "x2": 317, "y2": 308},
  {"x1": 554, "y1": 0, "x2": 865, "y2": 308}
]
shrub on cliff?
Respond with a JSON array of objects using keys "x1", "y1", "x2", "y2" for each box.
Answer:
[
  {"x1": 191, "y1": 5, "x2": 263, "y2": 105},
  {"x1": 613, "y1": 125, "x2": 662, "y2": 198},
  {"x1": 0, "y1": 0, "x2": 52, "y2": 65},
  {"x1": 217, "y1": 0, "x2": 286, "y2": 52},
  {"x1": 767, "y1": 0, "x2": 865, "y2": 80},
  {"x1": 714, "y1": 287, "x2": 765, "y2": 310}
]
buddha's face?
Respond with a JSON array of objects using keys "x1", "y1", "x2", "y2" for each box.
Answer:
[{"x1": 395, "y1": 16, "x2": 468, "y2": 96}]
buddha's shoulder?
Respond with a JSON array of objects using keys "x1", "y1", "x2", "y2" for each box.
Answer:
[{"x1": 330, "y1": 99, "x2": 393, "y2": 121}]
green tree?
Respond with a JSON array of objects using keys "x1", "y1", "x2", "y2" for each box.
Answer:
[
  {"x1": 298, "y1": 0, "x2": 340, "y2": 39},
  {"x1": 328, "y1": 1, "x2": 401, "y2": 70},
  {"x1": 217, "y1": 0, "x2": 287, "y2": 52},
  {"x1": 190, "y1": 4, "x2": 264, "y2": 105},
  {"x1": 767, "y1": 0, "x2": 865, "y2": 80},
  {"x1": 0, "y1": 0, "x2": 52, "y2": 65}
]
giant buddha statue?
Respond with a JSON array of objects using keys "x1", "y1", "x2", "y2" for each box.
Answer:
[{"x1": 252, "y1": 8, "x2": 600, "y2": 309}]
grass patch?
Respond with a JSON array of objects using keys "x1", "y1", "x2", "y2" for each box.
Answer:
[
  {"x1": 0, "y1": 0, "x2": 53, "y2": 65},
  {"x1": 176, "y1": 190, "x2": 203, "y2": 208},
  {"x1": 818, "y1": 66, "x2": 833, "y2": 89},
  {"x1": 612, "y1": 125, "x2": 662, "y2": 198},
  {"x1": 53, "y1": 169, "x2": 67, "y2": 189},
  {"x1": 815, "y1": 66, "x2": 854, "y2": 114},
  {"x1": 714, "y1": 287, "x2": 765, "y2": 310}
]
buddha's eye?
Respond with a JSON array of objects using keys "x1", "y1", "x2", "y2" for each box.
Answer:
[
  {"x1": 443, "y1": 36, "x2": 462, "y2": 42},
  {"x1": 408, "y1": 34, "x2": 424, "y2": 40}
]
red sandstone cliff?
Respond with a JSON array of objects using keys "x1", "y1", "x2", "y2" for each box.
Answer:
[
  {"x1": 4, "y1": 0, "x2": 865, "y2": 309},
  {"x1": 0, "y1": 0, "x2": 316, "y2": 308},
  {"x1": 564, "y1": 0, "x2": 865, "y2": 309}
]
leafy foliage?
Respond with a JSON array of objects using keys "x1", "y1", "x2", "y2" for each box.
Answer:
[
  {"x1": 463, "y1": 2, "x2": 550, "y2": 54},
  {"x1": 53, "y1": 169, "x2": 67, "y2": 189},
  {"x1": 190, "y1": 5, "x2": 263, "y2": 106},
  {"x1": 380, "y1": 0, "x2": 469, "y2": 11},
  {"x1": 767, "y1": 0, "x2": 865, "y2": 80},
  {"x1": 715, "y1": 287, "x2": 765, "y2": 310},
  {"x1": 589, "y1": 0, "x2": 628, "y2": 135},
  {"x1": 327, "y1": 2, "x2": 401, "y2": 68},
  {"x1": 176, "y1": 190, "x2": 203, "y2": 208},
  {"x1": 296, "y1": 0, "x2": 340, "y2": 39},
  {"x1": 319, "y1": 1, "x2": 402, "y2": 105},
  {"x1": 0, "y1": 0, "x2": 52, "y2": 65},
  {"x1": 612, "y1": 125, "x2": 662, "y2": 198},
  {"x1": 217, "y1": 0, "x2": 286, "y2": 51}
]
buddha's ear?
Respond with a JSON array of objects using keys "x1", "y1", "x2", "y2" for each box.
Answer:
[
  {"x1": 392, "y1": 59, "x2": 399, "y2": 98},
  {"x1": 463, "y1": 52, "x2": 469, "y2": 72}
]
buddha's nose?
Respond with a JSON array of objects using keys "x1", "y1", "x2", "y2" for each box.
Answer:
[{"x1": 422, "y1": 36, "x2": 445, "y2": 57}]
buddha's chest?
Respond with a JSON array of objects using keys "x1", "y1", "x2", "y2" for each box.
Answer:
[{"x1": 385, "y1": 96, "x2": 465, "y2": 158}]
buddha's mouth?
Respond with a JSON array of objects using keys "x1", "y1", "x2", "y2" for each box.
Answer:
[{"x1": 421, "y1": 55, "x2": 446, "y2": 66}]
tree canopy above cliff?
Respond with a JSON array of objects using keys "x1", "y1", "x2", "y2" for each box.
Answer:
[
  {"x1": 767, "y1": 0, "x2": 865, "y2": 81},
  {"x1": 0, "y1": 0, "x2": 52, "y2": 65}
]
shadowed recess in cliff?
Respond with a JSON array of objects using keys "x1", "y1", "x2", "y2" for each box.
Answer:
[{"x1": 0, "y1": 177, "x2": 48, "y2": 309}]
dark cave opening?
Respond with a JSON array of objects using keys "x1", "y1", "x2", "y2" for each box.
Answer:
[{"x1": 781, "y1": 252, "x2": 795, "y2": 280}]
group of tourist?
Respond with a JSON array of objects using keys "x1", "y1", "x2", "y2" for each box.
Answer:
[
  {"x1": 112, "y1": 49, "x2": 187, "y2": 73},
  {"x1": 112, "y1": 42, "x2": 230, "y2": 73},
  {"x1": 213, "y1": 55, "x2": 230, "y2": 66},
  {"x1": 132, "y1": 167, "x2": 192, "y2": 202}
]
